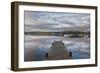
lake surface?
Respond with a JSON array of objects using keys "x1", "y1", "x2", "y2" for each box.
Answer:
[{"x1": 24, "y1": 35, "x2": 90, "y2": 61}]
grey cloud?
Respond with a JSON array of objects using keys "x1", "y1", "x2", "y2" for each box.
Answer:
[{"x1": 24, "y1": 11, "x2": 90, "y2": 32}]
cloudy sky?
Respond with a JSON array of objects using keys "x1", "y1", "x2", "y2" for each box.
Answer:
[{"x1": 24, "y1": 11, "x2": 90, "y2": 32}]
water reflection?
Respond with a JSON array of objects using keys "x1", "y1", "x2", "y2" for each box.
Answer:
[{"x1": 24, "y1": 35, "x2": 90, "y2": 61}]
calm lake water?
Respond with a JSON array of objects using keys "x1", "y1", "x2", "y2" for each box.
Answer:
[{"x1": 24, "y1": 35, "x2": 90, "y2": 61}]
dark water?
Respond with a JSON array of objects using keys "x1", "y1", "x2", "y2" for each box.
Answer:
[{"x1": 24, "y1": 35, "x2": 90, "y2": 61}]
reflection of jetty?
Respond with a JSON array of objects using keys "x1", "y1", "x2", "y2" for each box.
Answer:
[{"x1": 45, "y1": 40, "x2": 72, "y2": 60}]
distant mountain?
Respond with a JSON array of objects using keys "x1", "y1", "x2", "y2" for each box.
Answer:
[{"x1": 25, "y1": 25, "x2": 90, "y2": 32}]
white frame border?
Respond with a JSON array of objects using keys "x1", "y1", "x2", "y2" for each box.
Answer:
[{"x1": 18, "y1": 5, "x2": 96, "y2": 68}]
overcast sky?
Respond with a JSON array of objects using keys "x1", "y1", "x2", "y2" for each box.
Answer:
[{"x1": 24, "y1": 11, "x2": 90, "y2": 32}]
